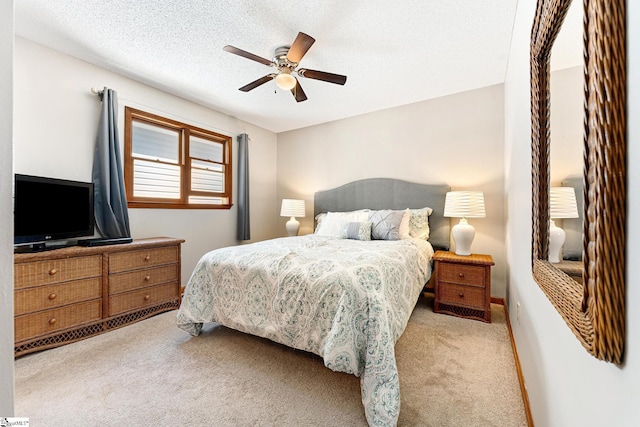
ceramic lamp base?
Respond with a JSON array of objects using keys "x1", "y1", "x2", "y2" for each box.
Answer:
[
  {"x1": 452, "y1": 218, "x2": 475, "y2": 256},
  {"x1": 285, "y1": 217, "x2": 300, "y2": 236},
  {"x1": 548, "y1": 219, "x2": 565, "y2": 263}
]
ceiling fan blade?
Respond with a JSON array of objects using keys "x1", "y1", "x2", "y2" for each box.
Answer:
[
  {"x1": 239, "y1": 74, "x2": 276, "y2": 92},
  {"x1": 223, "y1": 45, "x2": 274, "y2": 67},
  {"x1": 298, "y1": 68, "x2": 347, "y2": 85},
  {"x1": 291, "y1": 79, "x2": 308, "y2": 102},
  {"x1": 286, "y1": 32, "x2": 315, "y2": 63}
]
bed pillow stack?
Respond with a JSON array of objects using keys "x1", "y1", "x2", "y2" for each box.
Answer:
[{"x1": 315, "y1": 207, "x2": 433, "y2": 242}]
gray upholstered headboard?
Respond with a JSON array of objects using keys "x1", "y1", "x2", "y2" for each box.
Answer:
[{"x1": 314, "y1": 178, "x2": 451, "y2": 250}]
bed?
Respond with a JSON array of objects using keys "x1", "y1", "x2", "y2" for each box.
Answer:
[{"x1": 177, "y1": 178, "x2": 450, "y2": 426}]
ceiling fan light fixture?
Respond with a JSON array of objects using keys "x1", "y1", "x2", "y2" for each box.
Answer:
[{"x1": 275, "y1": 72, "x2": 297, "y2": 90}]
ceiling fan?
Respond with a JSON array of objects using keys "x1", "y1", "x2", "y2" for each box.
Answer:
[{"x1": 223, "y1": 32, "x2": 347, "y2": 102}]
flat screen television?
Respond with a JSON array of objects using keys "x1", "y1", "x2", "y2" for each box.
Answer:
[{"x1": 14, "y1": 174, "x2": 95, "y2": 251}]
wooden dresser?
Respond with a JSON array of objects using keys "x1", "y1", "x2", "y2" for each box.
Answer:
[
  {"x1": 14, "y1": 237, "x2": 184, "y2": 357},
  {"x1": 433, "y1": 250, "x2": 494, "y2": 323}
]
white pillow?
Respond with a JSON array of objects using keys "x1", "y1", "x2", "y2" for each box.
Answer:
[
  {"x1": 316, "y1": 210, "x2": 370, "y2": 237},
  {"x1": 399, "y1": 208, "x2": 411, "y2": 239}
]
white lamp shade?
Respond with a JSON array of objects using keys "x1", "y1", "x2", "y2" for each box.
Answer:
[
  {"x1": 550, "y1": 187, "x2": 579, "y2": 219},
  {"x1": 444, "y1": 191, "x2": 485, "y2": 256},
  {"x1": 280, "y1": 199, "x2": 306, "y2": 218},
  {"x1": 444, "y1": 191, "x2": 486, "y2": 218}
]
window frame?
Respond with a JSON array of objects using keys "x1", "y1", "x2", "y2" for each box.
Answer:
[{"x1": 124, "y1": 107, "x2": 232, "y2": 209}]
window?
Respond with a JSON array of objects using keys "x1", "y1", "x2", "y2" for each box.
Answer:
[{"x1": 124, "y1": 107, "x2": 232, "y2": 209}]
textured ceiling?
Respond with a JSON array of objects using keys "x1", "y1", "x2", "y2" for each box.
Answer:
[{"x1": 14, "y1": 1, "x2": 578, "y2": 133}]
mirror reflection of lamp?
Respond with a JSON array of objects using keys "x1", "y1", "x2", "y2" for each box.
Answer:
[
  {"x1": 280, "y1": 199, "x2": 306, "y2": 236},
  {"x1": 444, "y1": 191, "x2": 486, "y2": 256},
  {"x1": 549, "y1": 187, "x2": 579, "y2": 263}
]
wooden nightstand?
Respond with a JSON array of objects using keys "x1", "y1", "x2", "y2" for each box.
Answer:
[{"x1": 433, "y1": 250, "x2": 494, "y2": 323}]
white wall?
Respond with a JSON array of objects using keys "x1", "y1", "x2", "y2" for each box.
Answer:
[
  {"x1": 0, "y1": 0, "x2": 15, "y2": 417},
  {"x1": 277, "y1": 85, "x2": 508, "y2": 297},
  {"x1": 13, "y1": 38, "x2": 280, "y2": 285},
  {"x1": 505, "y1": 1, "x2": 640, "y2": 425}
]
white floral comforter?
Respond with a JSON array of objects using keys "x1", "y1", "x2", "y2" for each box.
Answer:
[{"x1": 177, "y1": 235, "x2": 433, "y2": 426}]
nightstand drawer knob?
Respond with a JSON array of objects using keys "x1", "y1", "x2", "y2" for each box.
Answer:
[
  {"x1": 49, "y1": 318, "x2": 57, "y2": 325},
  {"x1": 48, "y1": 293, "x2": 57, "y2": 300},
  {"x1": 458, "y1": 293, "x2": 464, "y2": 298},
  {"x1": 144, "y1": 294, "x2": 150, "y2": 301},
  {"x1": 49, "y1": 268, "x2": 58, "y2": 276},
  {"x1": 458, "y1": 273, "x2": 464, "y2": 278},
  {"x1": 144, "y1": 255, "x2": 151, "y2": 261},
  {"x1": 144, "y1": 275, "x2": 151, "y2": 281}
]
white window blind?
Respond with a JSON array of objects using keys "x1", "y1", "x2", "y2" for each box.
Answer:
[{"x1": 132, "y1": 121, "x2": 179, "y2": 163}]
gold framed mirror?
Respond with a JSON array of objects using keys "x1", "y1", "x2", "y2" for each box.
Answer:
[{"x1": 531, "y1": 0, "x2": 626, "y2": 363}]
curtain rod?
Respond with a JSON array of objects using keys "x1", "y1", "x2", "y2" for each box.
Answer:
[{"x1": 90, "y1": 87, "x2": 104, "y2": 96}]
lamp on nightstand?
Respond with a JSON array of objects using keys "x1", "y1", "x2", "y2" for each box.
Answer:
[
  {"x1": 444, "y1": 191, "x2": 486, "y2": 256},
  {"x1": 549, "y1": 187, "x2": 579, "y2": 263},
  {"x1": 280, "y1": 199, "x2": 306, "y2": 236}
]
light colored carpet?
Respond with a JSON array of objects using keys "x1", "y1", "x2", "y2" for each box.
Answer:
[{"x1": 14, "y1": 296, "x2": 527, "y2": 426}]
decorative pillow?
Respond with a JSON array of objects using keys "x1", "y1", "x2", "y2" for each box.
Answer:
[
  {"x1": 409, "y1": 207, "x2": 433, "y2": 240},
  {"x1": 339, "y1": 221, "x2": 372, "y2": 241},
  {"x1": 369, "y1": 209, "x2": 405, "y2": 240},
  {"x1": 316, "y1": 210, "x2": 370, "y2": 237},
  {"x1": 399, "y1": 208, "x2": 411, "y2": 239}
]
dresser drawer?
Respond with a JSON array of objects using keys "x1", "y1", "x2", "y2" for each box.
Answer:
[
  {"x1": 15, "y1": 299, "x2": 102, "y2": 342},
  {"x1": 438, "y1": 282, "x2": 486, "y2": 310},
  {"x1": 109, "y1": 247, "x2": 179, "y2": 273},
  {"x1": 439, "y1": 263, "x2": 485, "y2": 287},
  {"x1": 15, "y1": 278, "x2": 102, "y2": 316},
  {"x1": 109, "y1": 282, "x2": 178, "y2": 316},
  {"x1": 109, "y1": 264, "x2": 179, "y2": 295},
  {"x1": 14, "y1": 255, "x2": 102, "y2": 289}
]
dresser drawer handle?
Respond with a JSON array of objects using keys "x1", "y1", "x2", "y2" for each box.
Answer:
[
  {"x1": 458, "y1": 293, "x2": 465, "y2": 298},
  {"x1": 144, "y1": 294, "x2": 150, "y2": 301},
  {"x1": 49, "y1": 268, "x2": 58, "y2": 276},
  {"x1": 144, "y1": 275, "x2": 151, "y2": 281},
  {"x1": 458, "y1": 273, "x2": 464, "y2": 278},
  {"x1": 48, "y1": 293, "x2": 57, "y2": 300},
  {"x1": 49, "y1": 318, "x2": 57, "y2": 325},
  {"x1": 144, "y1": 255, "x2": 151, "y2": 262}
]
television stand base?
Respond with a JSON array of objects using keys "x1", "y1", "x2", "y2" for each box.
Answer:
[
  {"x1": 77, "y1": 237, "x2": 133, "y2": 247},
  {"x1": 14, "y1": 242, "x2": 70, "y2": 253}
]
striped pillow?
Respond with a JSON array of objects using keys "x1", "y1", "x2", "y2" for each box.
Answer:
[{"x1": 339, "y1": 221, "x2": 372, "y2": 241}]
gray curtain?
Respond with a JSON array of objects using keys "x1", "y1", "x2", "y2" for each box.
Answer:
[
  {"x1": 237, "y1": 133, "x2": 250, "y2": 240},
  {"x1": 92, "y1": 87, "x2": 131, "y2": 238}
]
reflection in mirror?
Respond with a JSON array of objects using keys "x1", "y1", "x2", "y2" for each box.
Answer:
[{"x1": 549, "y1": 0, "x2": 583, "y2": 282}]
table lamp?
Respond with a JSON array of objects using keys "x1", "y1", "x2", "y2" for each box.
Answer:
[
  {"x1": 280, "y1": 199, "x2": 306, "y2": 236},
  {"x1": 549, "y1": 187, "x2": 579, "y2": 263},
  {"x1": 444, "y1": 191, "x2": 486, "y2": 256}
]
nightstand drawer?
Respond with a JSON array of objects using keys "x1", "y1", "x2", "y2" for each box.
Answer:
[
  {"x1": 439, "y1": 263, "x2": 485, "y2": 287},
  {"x1": 438, "y1": 282, "x2": 486, "y2": 310}
]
